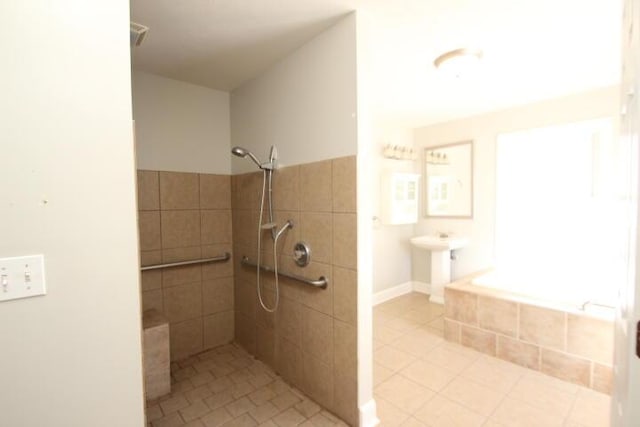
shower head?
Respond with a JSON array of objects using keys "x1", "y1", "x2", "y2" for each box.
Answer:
[{"x1": 231, "y1": 146, "x2": 262, "y2": 168}]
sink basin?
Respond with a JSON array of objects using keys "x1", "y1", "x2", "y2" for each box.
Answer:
[{"x1": 410, "y1": 235, "x2": 469, "y2": 251}]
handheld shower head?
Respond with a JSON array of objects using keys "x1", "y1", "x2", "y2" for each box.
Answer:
[{"x1": 231, "y1": 146, "x2": 262, "y2": 168}]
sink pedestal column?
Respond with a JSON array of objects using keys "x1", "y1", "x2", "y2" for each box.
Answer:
[{"x1": 429, "y1": 250, "x2": 451, "y2": 305}]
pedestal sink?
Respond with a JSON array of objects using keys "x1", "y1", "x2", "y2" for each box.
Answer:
[{"x1": 410, "y1": 235, "x2": 469, "y2": 304}]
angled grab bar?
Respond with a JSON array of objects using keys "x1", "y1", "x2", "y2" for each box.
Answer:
[
  {"x1": 141, "y1": 252, "x2": 230, "y2": 271},
  {"x1": 240, "y1": 256, "x2": 328, "y2": 289}
]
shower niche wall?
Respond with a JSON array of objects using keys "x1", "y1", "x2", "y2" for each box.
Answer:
[{"x1": 137, "y1": 170, "x2": 235, "y2": 361}]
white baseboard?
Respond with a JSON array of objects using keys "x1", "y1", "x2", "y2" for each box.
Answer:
[
  {"x1": 372, "y1": 281, "x2": 432, "y2": 306},
  {"x1": 372, "y1": 282, "x2": 413, "y2": 306},
  {"x1": 359, "y1": 399, "x2": 379, "y2": 427},
  {"x1": 412, "y1": 281, "x2": 430, "y2": 295}
]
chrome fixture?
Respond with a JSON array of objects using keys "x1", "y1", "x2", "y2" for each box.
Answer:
[
  {"x1": 232, "y1": 145, "x2": 291, "y2": 312},
  {"x1": 293, "y1": 242, "x2": 311, "y2": 267},
  {"x1": 141, "y1": 253, "x2": 229, "y2": 271},
  {"x1": 240, "y1": 256, "x2": 327, "y2": 289}
]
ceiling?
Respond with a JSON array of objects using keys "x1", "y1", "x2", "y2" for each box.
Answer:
[{"x1": 131, "y1": 0, "x2": 622, "y2": 127}]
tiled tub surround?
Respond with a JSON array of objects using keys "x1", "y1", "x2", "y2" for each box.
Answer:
[
  {"x1": 444, "y1": 279, "x2": 614, "y2": 394},
  {"x1": 232, "y1": 156, "x2": 358, "y2": 425},
  {"x1": 138, "y1": 170, "x2": 235, "y2": 361}
]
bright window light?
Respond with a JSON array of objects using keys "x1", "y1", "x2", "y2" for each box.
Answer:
[{"x1": 495, "y1": 118, "x2": 628, "y2": 306}]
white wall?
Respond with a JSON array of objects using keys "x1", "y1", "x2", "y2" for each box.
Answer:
[
  {"x1": 0, "y1": 1, "x2": 144, "y2": 426},
  {"x1": 230, "y1": 14, "x2": 358, "y2": 173},
  {"x1": 414, "y1": 86, "x2": 620, "y2": 280},
  {"x1": 372, "y1": 127, "x2": 417, "y2": 293},
  {"x1": 133, "y1": 71, "x2": 231, "y2": 174}
]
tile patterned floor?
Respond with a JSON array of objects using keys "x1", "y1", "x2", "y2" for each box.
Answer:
[
  {"x1": 145, "y1": 343, "x2": 348, "y2": 427},
  {"x1": 373, "y1": 292, "x2": 612, "y2": 427}
]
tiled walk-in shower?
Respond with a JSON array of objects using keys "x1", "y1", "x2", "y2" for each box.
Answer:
[
  {"x1": 146, "y1": 343, "x2": 348, "y2": 426},
  {"x1": 373, "y1": 293, "x2": 611, "y2": 426}
]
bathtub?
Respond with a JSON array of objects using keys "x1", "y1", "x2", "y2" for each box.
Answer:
[{"x1": 443, "y1": 270, "x2": 615, "y2": 394}]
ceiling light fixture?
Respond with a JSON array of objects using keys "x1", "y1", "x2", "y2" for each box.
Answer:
[{"x1": 434, "y1": 48, "x2": 483, "y2": 78}]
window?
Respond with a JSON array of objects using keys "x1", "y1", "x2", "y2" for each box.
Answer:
[{"x1": 495, "y1": 118, "x2": 627, "y2": 306}]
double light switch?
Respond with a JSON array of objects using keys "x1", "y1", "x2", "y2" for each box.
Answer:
[{"x1": 0, "y1": 254, "x2": 46, "y2": 302}]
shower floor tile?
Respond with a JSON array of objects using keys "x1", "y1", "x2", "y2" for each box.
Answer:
[
  {"x1": 146, "y1": 343, "x2": 348, "y2": 427},
  {"x1": 373, "y1": 292, "x2": 612, "y2": 427}
]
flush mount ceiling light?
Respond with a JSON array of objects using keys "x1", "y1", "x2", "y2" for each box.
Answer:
[{"x1": 434, "y1": 48, "x2": 483, "y2": 78}]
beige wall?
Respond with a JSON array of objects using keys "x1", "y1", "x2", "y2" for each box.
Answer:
[
  {"x1": 413, "y1": 86, "x2": 620, "y2": 280},
  {"x1": 232, "y1": 156, "x2": 358, "y2": 424},
  {"x1": 138, "y1": 170, "x2": 235, "y2": 361},
  {"x1": 0, "y1": 0, "x2": 144, "y2": 425}
]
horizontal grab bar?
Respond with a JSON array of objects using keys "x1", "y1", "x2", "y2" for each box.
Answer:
[
  {"x1": 240, "y1": 256, "x2": 328, "y2": 289},
  {"x1": 141, "y1": 253, "x2": 230, "y2": 271}
]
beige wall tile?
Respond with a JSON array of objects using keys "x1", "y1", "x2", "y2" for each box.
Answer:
[
  {"x1": 139, "y1": 211, "x2": 162, "y2": 251},
  {"x1": 232, "y1": 209, "x2": 258, "y2": 249},
  {"x1": 540, "y1": 348, "x2": 590, "y2": 387},
  {"x1": 332, "y1": 156, "x2": 356, "y2": 213},
  {"x1": 300, "y1": 160, "x2": 332, "y2": 212},
  {"x1": 170, "y1": 318, "x2": 203, "y2": 361},
  {"x1": 332, "y1": 213, "x2": 357, "y2": 269},
  {"x1": 519, "y1": 304, "x2": 566, "y2": 350},
  {"x1": 256, "y1": 323, "x2": 275, "y2": 368},
  {"x1": 276, "y1": 296, "x2": 303, "y2": 345},
  {"x1": 141, "y1": 270, "x2": 162, "y2": 292},
  {"x1": 496, "y1": 335, "x2": 540, "y2": 370},
  {"x1": 332, "y1": 368, "x2": 357, "y2": 426},
  {"x1": 235, "y1": 280, "x2": 257, "y2": 321},
  {"x1": 202, "y1": 277, "x2": 234, "y2": 315},
  {"x1": 141, "y1": 250, "x2": 162, "y2": 267},
  {"x1": 294, "y1": 261, "x2": 333, "y2": 316},
  {"x1": 567, "y1": 314, "x2": 614, "y2": 365},
  {"x1": 302, "y1": 307, "x2": 334, "y2": 365},
  {"x1": 162, "y1": 264, "x2": 202, "y2": 288},
  {"x1": 235, "y1": 311, "x2": 256, "y2": 355},
  {"x1": 276, "y1": 336, "x2": 303, "y2": 388},
  {"x1": 201, "y1": 210, "x2": 232, "y2": 245},
  {"x1": 200, "y1": 174, "x2": 231, "y2": 209},
  {"x1": 460, "y1": 325, "x2": 496, "y2": 356},
  {"x1": 162, "y1": 246, "x2": 202, "y2": 263},
  {"x1": 478, "y1": 295, "x2": 517, "y2": 337},
  {"x1": 201, "y1": 244, "x2": 233, "y2": 279},
  {"x1": 232, "y1": 172, "x2": 260, "y2": 211},
  {"x1": 302, "y1": 354, "x2": 334, "y2": 410},
  {"x1": 142, "y1": 289, "x2": 164, "y2": 313},
  {"x1": 334, "y1": 319, "x2": 356, "y2": 376},
  {"x1": 592, "y1": 363, "x2": 613, "y2": 394},
  {"x1": 160, "y1": 171, "x2": 200, "y2": 210},
  {"x1": 161, "y1": 210, "x2": 201, "y2": 249},
  {"x1": 256, "y1": 288, "x2": 276, "y2": 328},
  {"x1": 137, "y1": 170, "x2": 160, "y2": 211},
  {"x1": 163, "y1": 283, "x2": 202, "y2": 323},
  {"x1": 443, "y1": 319, "x2": 461, "y2": 343},
  {"x1": 300, "y1": 212, "x2": 332, "y2": 264},
  {"x1": 273, "y1": 165, "x2": 300, "y2": 212},
  {"x1": 444, "y1": 289, "x2": 478, "y2": 325},
  {"x1": 203, "y1": 311, "x2": 234, "y2": 349},
  {"x1": 333, "y1": 267, "x2": 357, "y2": 325}
]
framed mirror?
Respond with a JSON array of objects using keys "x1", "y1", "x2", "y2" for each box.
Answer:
[{"x1": 424, "y1": 140, "x2": 473, "y2": 218}]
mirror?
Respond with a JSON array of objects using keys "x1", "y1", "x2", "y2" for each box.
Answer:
[{"x1": 424, "y1": 141, "x2": 473, "y2": 218}]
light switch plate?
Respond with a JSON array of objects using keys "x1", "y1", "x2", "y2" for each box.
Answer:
[{"x1": 0, "y1": 254, "x2": 46, "y2": 302}]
